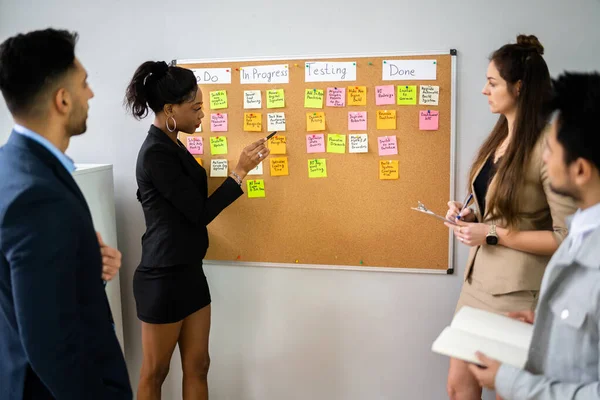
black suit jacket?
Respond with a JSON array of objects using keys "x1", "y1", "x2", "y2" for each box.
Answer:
[
  {"x1": 136, "y1": 125, "x2": 243, "y2": 267},
  {"x1": 0, "y1": 132, "x2": 132, "y2": 399}
]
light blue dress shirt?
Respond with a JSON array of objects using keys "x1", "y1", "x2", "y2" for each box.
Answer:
[{"x1": 13, "y1": 124, "x2": 75, "y2": 174}]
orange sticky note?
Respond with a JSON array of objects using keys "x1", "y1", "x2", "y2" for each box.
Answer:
[
  {"x1": 348, "y1": 86, "x2": 367, "y2": 106},
  {"x1": 379, "y1": 160, "x2": 399, "y2": 180},
  {"x1": 270, "y1": 157, "x2": 289, "y2": 176},
  {"x1": 244, "y1": 113, "x2": 262, "y2": 132},
  {"x1": 268, "y1": 135, "x2": 287, "y2": 154},
  {"x1": 195, "y1": 157, "x2": 203, "y2": 166},
  {"x1": 306, "y1": 112, "x2": 325, "y2": 131},
  {"x1": 376, "y1": 110, "x2": 397, "y2": 130}
]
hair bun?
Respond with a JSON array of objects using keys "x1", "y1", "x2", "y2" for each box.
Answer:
[
  {"x1": 152, "y1": 61, "x2": 169, "y2": 78},
  {"x1": 517, "y1": 34, "x2": 544, "y2": 55}
]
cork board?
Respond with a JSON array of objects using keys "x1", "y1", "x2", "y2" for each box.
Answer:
[{"x1": 175, "y1": 52, "x2": 456, "y2": 272}]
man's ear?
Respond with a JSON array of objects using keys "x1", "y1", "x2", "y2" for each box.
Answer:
[{"x1": 54, "y1": 88, "x2": 71, "y2": 115}]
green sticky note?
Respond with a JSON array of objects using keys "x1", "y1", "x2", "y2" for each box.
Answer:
[
  {"x1": 210, "y1": 136, "x2": 228, "y2": 155},
  {"x1": 267, "y1": 89, "x2": 285, "y2": 109},
  {"x1": 210, "y1": 90, "x2": 228, "y2": 110},
  {"x1": 247, "y1": 179, "x2": 266, "y2": 198},
  {"x1": 304, "y1": 89, "x2": 324, "y2": 108},
  {"x1": 308, "y1": 159, "x2": 327, "y2": 178},
  {"x1": 327, "y1": 134, "x2": 346, "y2": 153},
  {"x1": 396, "y1": 85, "x2": 417, "y2": 105}
]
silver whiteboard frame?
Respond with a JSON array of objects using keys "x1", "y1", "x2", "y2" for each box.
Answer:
[{"x1": 175, "y1": 50, "x2": 458, "y2": 275}]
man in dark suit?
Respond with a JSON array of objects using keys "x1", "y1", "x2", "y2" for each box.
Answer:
[{"x1": 0, "y1": 29, "x2": 132, "y2": 399}]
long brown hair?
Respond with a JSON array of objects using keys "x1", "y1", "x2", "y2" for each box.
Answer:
[{"x1": 469, "y1": 34, "x2": 552, "y2": 229}]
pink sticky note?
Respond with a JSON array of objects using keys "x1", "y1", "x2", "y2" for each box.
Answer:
[
  {"x1": 419, "y1": 110, "x2": 439, "y2": 130},
  {"x1": 187, "y1": 137, "x2": 204, "y2": 155},
  {"x1": 306, "y1": 134, "x2": 326, "y2": 153},
  {"x1": 378, "y1": 136, "x2": 398, "y2": 156},
  {"x1": 211, "y1": 113, "x2": 228, "y2": 132},
  {"x1": 375, "y1": 85, "x2": 395, "y2": 105},
  {"x1": 348, "y1": 111, "x2": 367, "y2": 131},
  {"x1": 326, "y1": 87, "x2": 346, "y2": 107}
]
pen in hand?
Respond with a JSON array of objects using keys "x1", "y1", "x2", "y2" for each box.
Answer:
[{"x1": 456, "y1": 193, "x2": 473, "y2": 220}]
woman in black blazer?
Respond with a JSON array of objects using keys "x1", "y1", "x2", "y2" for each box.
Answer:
[{"x1": 125, "y1": 61, "x2": 269, "y2": 400}]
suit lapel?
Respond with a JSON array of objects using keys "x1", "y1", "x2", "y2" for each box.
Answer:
[{"x1": 470, "y1": 159, "x2": 487, "y2": 221}]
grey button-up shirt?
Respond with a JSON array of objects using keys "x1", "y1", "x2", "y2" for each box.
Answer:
[{"x1": 496, "y1": 210, "x2": 600, "y2": 399}]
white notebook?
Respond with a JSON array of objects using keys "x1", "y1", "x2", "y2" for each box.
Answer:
[{"x1": 431, "y1": 306, "x2": 534, "y2": 368}]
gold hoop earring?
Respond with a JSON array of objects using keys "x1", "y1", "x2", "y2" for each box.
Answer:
[{"x1": 166, "y1": 116, "x2": 177, "y2": 132}]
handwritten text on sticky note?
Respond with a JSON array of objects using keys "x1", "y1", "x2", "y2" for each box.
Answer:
[
  {"x1": 186, "y1": 137, "x2": 203, "y2": 155},
  {"x1": 247, "y1": 179, "x2": 266, "y2": 198},
  {"x1": 306, "y1": 134, "x2": 325, "y2": 153},
  {"x1": 305, "y1": 89, "x2": 324, "y2": 108},
  {"x1": 210, "y1": 136, "x2": 228, "y2": 155},
  {"x1": 267, "y1": 112, "x2": 286, "y2": 131},
  {"x1": 419, "y1": 110, "x2": 439, "y2": 130},
  {"x1": 378, "y1": 135, "x2": 398, "y2": 156},
  {"x1": 379, "y1": 160, "x2": 399, "y2": 180},
  {"x1": 210, "y1": 159, "x2": 228, "y2": 177},
  {"x1": 306, "y1": 112, "x2": 325, "y2": 131},
  {"x1": 308, "y1": 159, "x2": 327, "y2": 178},
  {"x1": 347, "y1": 86, "x2": 367, "y2": 106},
  {"x1": 348, "y1": 111, "x2": 367, "y2": 131},
  {"x1": 376, "y1": 110, "x2": 397, "y2": 130},
  {"x1": 397, "y1": 85, "x2": 417, "y2": 105},
  {"x1": 419, "y1": 85, "x2": 439, "y2": 105},
  {"x1": 268, "y1": 135, "x2": 287, "y2": 154},
  {"x1": 244, "y1": 113, "x2": 262, "y2": 132},
  {"x1": 327, "y1": 134, "x2": 346, "y2": 154},
  {"x1": 326, "y1": 87, "x2": 346, "y2": 107},
  {"x1": 266, "y1": 89, "x2": 285, "y2": 108},
  {"x1": 210, "y1": 113, "x2": 228, "y2": 132},
  {"x1": 349, "y1": 134, "x2": 368, "y2": 153},
  {"x1": 270, "y1": 157, "x2": 289, "y2": 176},
  {"x1": 243, "y1": 90, "x2": 262, "y2": 109},
  {"x1": 376, "y1": 85, "x2": 396, "y2": 105},
  {"x1": 209, "y1": 90, "x2": 228, "y2": 110}
]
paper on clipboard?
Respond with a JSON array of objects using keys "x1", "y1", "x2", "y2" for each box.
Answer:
[{"x1": 411, "y1": 201, "x2": 458, "y2": 225}]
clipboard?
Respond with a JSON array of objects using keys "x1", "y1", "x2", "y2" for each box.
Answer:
[{"x1": 411, "y1": 201, "x2": 458, "y2": 226}]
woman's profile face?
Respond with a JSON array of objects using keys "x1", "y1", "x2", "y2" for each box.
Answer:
[{"x1": 482, "y1": 61, "x2": 517, "y2": 116}]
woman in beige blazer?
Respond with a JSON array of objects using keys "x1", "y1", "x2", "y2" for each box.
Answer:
[{"x1": 444, "y1": 35, "x2": 577, "y2": 400}]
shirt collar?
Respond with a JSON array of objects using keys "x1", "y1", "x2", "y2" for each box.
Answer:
[
  {"x1": 570, "y1": 202, "x2": 600, "y2": 236},
  {"x1": 13, "y1": 124, "x2": 76, "y2": 174}
]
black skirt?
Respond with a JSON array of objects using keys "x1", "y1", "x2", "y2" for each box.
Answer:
[{"x1": 133, "y1": 262, "x2": 211, "y2": 324}]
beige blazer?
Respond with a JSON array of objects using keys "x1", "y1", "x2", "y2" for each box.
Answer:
[{"x1": 464, "y1": 131, "x2": 577, "y2": 295}]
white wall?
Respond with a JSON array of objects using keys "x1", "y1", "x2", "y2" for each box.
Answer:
[{"x1": 1, "y1": 1, "x2": 600, "y2": 398}]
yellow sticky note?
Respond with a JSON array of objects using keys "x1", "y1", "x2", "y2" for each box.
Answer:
[
  {"x1": 268, "y1": 135, "x2": 287, "y2": 154},
  {"x1": 376, "y1": 110, "x2": 397, "y2": 130},
  {"x1": 304, "y1": 89, "x2": 324, "y2": 108},
  {"x1": 195, "y1": 157, "x2": 203, "y2": 166},
  {"x1": 308, "y1": 159, "x2": 327, "y2": 178},
  {"x1": 247, "y1": 179, "x2": 266, "y2": 198},
  {"x1": 379, "y1": 160, "x2": 399, "y2": 180},
  {"x1": 397, "y1": 85, "x2": 417, "y2": 105},
  {"x1": 348, "y1": 86, "x2": 367, "y2": 106},
  {"x1": 244, "y1": 113, "x2": 262, "y2": 132},
  {"x1": 210, "y1": 136, "x2": 228, "y2": 155},
  {"x1": 327, "y1": 134, "x2": 346, "y2": 154},
  {"x1": 306, "y1": 112, "x2": 326, "y2": 131},
  {"x1": 210, "y1": 90, "x2": 228, "y2": 110},
  {"x1": 267, "y1": 89, "x2": 285, "y2": 108},
  {"x1": 270, "y1": 157, "x2": 289, "y2": 176}
]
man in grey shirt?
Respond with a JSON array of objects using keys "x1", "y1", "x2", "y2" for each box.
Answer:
[{"x1": 469, "y1": 71, "x2": 600, "y2": 399}]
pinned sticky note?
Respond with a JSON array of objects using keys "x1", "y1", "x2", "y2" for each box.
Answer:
[
  {"x1": 327, "y1": 134, "x2": 346, "y2": 154},
  {"x1": 419, "y1": 85, "x2": 440, "y2": 106},
  {"x1": 210, "y1": 159, "x2": 228, "y2": 177},
  {"x1": 379, "y1": 160, "x2": 399, "y2": 180},
  {"x1": 397, "y1": 85, "x2": 417, "y2": 105},
  {"x1": 308, "y1": 159, "x2": 327, "y2": 178},
  {"x1": 349, "y1": 134, "x2": 368, "y2": 153},
  {"x1": 186, "y1": 136, "x2": 203, "y2": 155},
  {"x1": 348, "y1": 111, "x2": 367, "y2": 131},
  {"x1": 210, "y1": 136, "x2": 228, "y2": 155},
  {"x1": 210, "y1": 113, "x2": 228, "y2": 132},
  {"x1": 326, "y1": 87, "x2": 346, "y2": 107},
  {"x1": 419, "y1": 110, "x2": 440, "y2": 130},
  {"x1": 378, "y1": 135, "x2": 398, "y2": 156},
  {"x1": 306, "y1": 112, "x2": 325, "y2": 131},
  {"x1": 347, "y1": 86, "x2": 367, "y2": 106},
  {"x1": 266, "y1": 89, "x2": 285, "y2": 108},
  {"x1": 244, "y1": 113, "x2": 262, "y2": 132},
  {"x1": 195, "y1": 157, "x2": 203, "y2": 166},
  {"x1": 243, "y1": 90, "x2": 262, "y2": 109},
  {"x1": 267, "y1": 112, "x2": 286, "y2": 131},
  {"x1": 268, "y1": 135, "x2": 287, "y2": 154},
  {"x1": 209, "y1": 90, "x2": 228, "y2": 110},
  {"x1": 306, "y1": 134, "x2": 325, "y2": 153},
  {"x1": 247, "y1": 179, "x2": 266, "y2": 198},
  {"x1": 376, "y1": 110, "x2": 397, "y2": 130},
  {"x1": 248, "y1": 161, "x2": 263, "y2": 176},
  {"x1": 270, "y1": 157, "x2": 289, "y2": 176},
  {"x1": 376, "y1": 85, "x2": 396, "y2": 105},
  {"x1": 304, "y1": 89, "x2": 324, "y2": 108}
]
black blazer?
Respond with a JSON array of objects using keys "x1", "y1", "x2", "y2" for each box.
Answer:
[
  {"x1": 136, "y1": 125, "x2": 243, "y2": 267},
  {"x1": 0, "y1": 132, "x2": 132, "y2": 399}
]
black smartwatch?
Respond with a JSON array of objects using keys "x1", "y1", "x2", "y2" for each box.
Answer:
[{"x1": 486, "y1": 224, "x2": 499, "y2": 245}]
